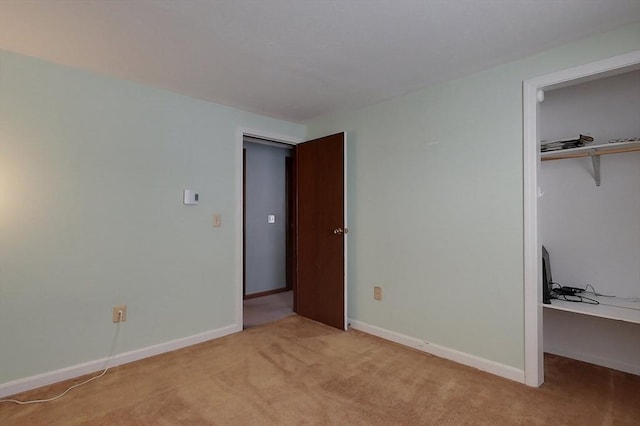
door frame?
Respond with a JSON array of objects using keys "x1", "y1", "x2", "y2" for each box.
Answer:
[
  {"x1": 235, "y1": 127, "x2": 303, "y2": 330},
  {"x1": 522, "y1": 50, "x2": 640, "y2": 387}
]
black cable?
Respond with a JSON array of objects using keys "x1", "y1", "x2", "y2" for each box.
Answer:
[
  {"x1": 549, "y1": 283, "x2": 599, "y2": 305},
  {"x1": 553, "y1": 293, "x2": 599, "y2": 305}
]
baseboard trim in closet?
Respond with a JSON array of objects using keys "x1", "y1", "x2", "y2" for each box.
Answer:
[{"x1": 544, "y1": 347, "x2": 640, "y2": 376}]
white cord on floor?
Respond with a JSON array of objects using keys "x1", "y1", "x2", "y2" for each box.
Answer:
[{"x1": 0, "y1": 322, "x2": 121, "y2": 405}]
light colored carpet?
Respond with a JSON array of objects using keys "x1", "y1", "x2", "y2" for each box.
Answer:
[
  {"x1": 1, "y1": 315, "x2": 638, "y2": 425},
  {"x1": 243, "y1": 290, "x2": 293, "y2": 329}
]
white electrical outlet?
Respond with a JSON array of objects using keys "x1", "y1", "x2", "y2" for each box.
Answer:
[
  {"x1": 113, "y1": 305, "x2": 127, "y2": 323},
  {"x1": 374, "y1": 286, "x2": 382, "y2": 301}
]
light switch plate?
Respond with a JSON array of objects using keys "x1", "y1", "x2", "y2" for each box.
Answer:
[{"x1": 268, "y1": 214, "x2": 276, "y2": 224}]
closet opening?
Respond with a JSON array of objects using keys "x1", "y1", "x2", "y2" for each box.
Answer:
[{"x1": 523, "y1": 51, "x2": 640, "y2": 387}]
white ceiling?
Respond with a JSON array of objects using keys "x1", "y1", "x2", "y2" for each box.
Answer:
[{"x1": 1, "y1": 1, "x2": 639, "y2": 122}]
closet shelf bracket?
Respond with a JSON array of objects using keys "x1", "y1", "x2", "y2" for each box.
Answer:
[{"x1": 590, "y1": 150, "x2": 601, "y2": 187}]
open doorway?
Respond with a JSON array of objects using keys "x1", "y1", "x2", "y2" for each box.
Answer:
[
  {"x1": 237, "y1": 129, "x2": 347, "y2": 332},
  {"x1": 242, "y1": 136, "x2": 295, "y2": 328}
]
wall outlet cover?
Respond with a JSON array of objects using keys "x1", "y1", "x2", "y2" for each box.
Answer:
[
  {"x1": 113, "y1": 305, "x2": 127, "y2": 323},
  {"x1": 374, "y1": 286, "x2": 382, "y2": 301}
]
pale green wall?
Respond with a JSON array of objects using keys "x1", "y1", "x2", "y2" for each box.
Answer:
[
  {"x1": 0, "y1": 51, "x2": 305, "y2": 383},
  {"x1": 306, "y1": 24, "x2": 640, "y2": 370},
  {"x1": 2, "y1": 24, "x2": 639, "y2": 385}
]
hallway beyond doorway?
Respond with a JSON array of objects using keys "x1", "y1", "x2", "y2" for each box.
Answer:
[{"x1": 243, "y1": 290, "x2": 293, "y2": 329}]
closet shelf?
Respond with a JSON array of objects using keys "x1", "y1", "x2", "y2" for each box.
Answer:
[
  {"x1": 540, "y1": 140, "x2": 640, "y2": 160},
  {"x1": 540, "y1": 140, "x2": 640, "y2": 186},
  {"x1": 543, "y1": 295, "x2": 640, "y2": 324}
]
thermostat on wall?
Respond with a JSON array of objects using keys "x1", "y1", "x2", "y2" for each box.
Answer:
[{"x1": 183, "y1": 189, "x2": 199, "y2": 205}]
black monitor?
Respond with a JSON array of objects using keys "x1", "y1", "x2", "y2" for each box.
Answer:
[{"x1": 542, "y1": 246, "x2": 552, "y2": 304}]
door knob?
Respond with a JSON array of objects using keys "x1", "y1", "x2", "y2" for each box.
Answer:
[{"x1": 333, "y1": 227, "x2": 343, "y2": 235}]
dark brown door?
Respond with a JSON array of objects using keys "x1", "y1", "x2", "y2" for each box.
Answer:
[{"x1": 295, "y1": 133, "x2": 346, "y2": 330}]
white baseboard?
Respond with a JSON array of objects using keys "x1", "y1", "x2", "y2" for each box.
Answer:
[
  {"x1": 349, "y1": 319, "x2": 525, "y2": 383},
  {"x1": 0, "y1": 323, "x2": 241, "y2": 398},
  {"x1": 544, "y1": 346, "x2": 640, "y2": 376}
]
